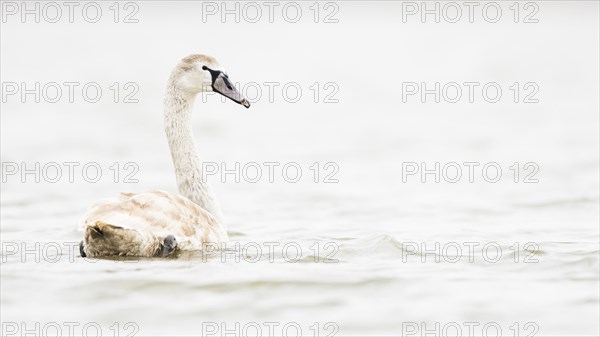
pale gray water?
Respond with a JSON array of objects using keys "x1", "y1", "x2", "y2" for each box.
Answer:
[{"x1": 1, "y1": 2, "x2": 599, "y2": 336}]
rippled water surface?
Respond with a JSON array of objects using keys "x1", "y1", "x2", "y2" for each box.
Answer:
[{"x1": 1, "y1": 2, "x2": 599, "y2": 336}]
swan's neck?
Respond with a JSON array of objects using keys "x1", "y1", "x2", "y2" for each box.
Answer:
[{"x1": 164, "y1": 83, "x2": 224, "y2": 224}]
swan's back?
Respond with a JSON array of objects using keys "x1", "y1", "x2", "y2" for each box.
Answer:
[{"x1": 80, "y1": 190, "x2": 228, "y2": 257}]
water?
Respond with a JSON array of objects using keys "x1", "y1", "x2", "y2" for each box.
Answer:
[{"x1": 1, "y1": 2, "x2": 599, "y2": 336}]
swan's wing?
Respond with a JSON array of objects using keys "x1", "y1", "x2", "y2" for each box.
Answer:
[{"x1": 80, "y1": 190, "x2": 227, "y2": 250}]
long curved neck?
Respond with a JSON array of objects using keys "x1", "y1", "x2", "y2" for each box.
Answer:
[{"x1": 163, "y1": 82, "x2": 224, "y2": 224}]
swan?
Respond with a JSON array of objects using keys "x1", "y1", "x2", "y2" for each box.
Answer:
[{"x1": 79, "y1": 54, "x2": 250, "y2": 258}]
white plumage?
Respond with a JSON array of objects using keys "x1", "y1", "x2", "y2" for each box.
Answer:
[{"x1": 79, "y1": 54, "x2": 249, "y2": 258}]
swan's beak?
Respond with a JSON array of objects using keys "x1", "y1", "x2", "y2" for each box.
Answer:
[{"x1": 212, "y1": 72, "x2": 251, "y2": 109}]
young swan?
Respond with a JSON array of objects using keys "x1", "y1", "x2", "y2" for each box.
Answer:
[{"x1": 79, "y1": 54, "x2": 250, "y2": 258}]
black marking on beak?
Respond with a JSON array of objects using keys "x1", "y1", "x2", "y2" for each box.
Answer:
[
  {"x1": 202, "y1": 65, "x2": 220, "y2": 83},
  {"x1": 202, "y1": 65, "x2": 250, "y2": 108}
]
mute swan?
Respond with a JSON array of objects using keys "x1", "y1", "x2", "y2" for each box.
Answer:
[{"x1": 79, "y1": 54, "x2": 250, "y2": 258}]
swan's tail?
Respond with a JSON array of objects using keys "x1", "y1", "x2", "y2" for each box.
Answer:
[{"x1": 80, "y1": 221, "x2": 173, "y2": 258}]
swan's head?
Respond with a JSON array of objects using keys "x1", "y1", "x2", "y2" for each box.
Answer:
[{"x1": 172, "y1": 54, "x2": 250, "y2": 108}]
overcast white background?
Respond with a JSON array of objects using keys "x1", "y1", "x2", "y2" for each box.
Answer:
[{"x1": 1, "y1": 1, "x2": 599, "y2": 336}]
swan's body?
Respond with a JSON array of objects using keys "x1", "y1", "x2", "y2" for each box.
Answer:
[
  {"x1": 79, "y1": 54, "x2": 250, "y2": 258},
  {"x1": 81, "y1": 191, "x2": 226, "y2": 257}
]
